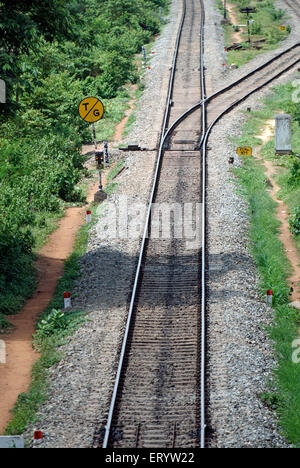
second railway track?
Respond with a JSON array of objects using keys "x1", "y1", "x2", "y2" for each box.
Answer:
[
  {"x1": 94, "y1": 0, "x2": 299, "y2": 450},
  {"x1": 284, "y1": 0, "x2": 300, "y2": 18},
  {"x1": 94, "y1": 0, "x2": 207, "y2": 449}
]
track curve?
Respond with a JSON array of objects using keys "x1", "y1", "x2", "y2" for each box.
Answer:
[
  {"x1": 95, "y1": 0, "x2": 207, "y2": 449},
  {"x1": 94, "y1": 1, "x2": 299, "y2": 450}
]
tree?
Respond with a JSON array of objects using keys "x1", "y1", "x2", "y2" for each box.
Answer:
[{"x1": 0, "y1": 0, "x2": 75, "y2": 108}]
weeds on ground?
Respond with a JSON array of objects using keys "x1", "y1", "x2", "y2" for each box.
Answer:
[
  {"x1": 232, "y1": 80, "x2": 300, "y2": 446},
  {"x1": 4, "y1": 204, "x2": 97, "y2": 435},
  {"x1": 216, "y1": 0, "x2": 290, "y2": 67}
]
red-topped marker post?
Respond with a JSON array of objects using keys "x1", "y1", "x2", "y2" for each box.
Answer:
[
  {"x1": 266, "y1": 290, "x2": 273, "y2": 305},
  {"x1": 64, "y1": 292, "x2": 72, "y2": 309}
]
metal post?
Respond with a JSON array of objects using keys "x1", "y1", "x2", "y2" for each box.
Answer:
[
  {"x1": 224, "y1": 0, "x2": 227, "y2": 20},
  {"x1": 99, "y1": 170, "x2": 103, "y2": 191},
  {"x1": 247, "y1": 13, "x2": 251, "y2": 43},
  {"x1": 142, "y1": 46, "x2": 146, "y2": 65},
  {"x1": 104, "y1": 141, "x2": 109, "y2": 167},
  {"x1": 92, "y1": 123, "x2": 97, "y2": 148}
]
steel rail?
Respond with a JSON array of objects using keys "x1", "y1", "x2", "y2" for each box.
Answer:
[
  {"x1": 101, "y1": 3, "x2": 299, "y2": 450},
  {"x1": 284, "y1": 0, "x2": 300, "y2": 17},
  {"x1": 102, "y1": 0, "x2": 188, "y2": 448},
  {"x1": 206, "y1": 42, "x2": 300, "y2": 104},
  {"x1": 163, "y1": 44, "x2": 300, "y2": 152},
  {"x1": 204, "y1": 57, "x2": 300, "y2": 137},
  {"x1": 199, "y1": 0, "x2": 207, "y2": 450},
  {"x1": 149, "y1": 31, "x2": 300, "y2": 451}
]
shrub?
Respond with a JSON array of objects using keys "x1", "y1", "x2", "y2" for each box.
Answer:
[
  {"x1": 0, "y1": 0, "x2": 169, "y2": 325},
  {"x1": 36, "y1": 309, "x2": 68, "y2": 338},
  {"x1": 250, "y1": 22, "x2": 262, "y2": 35},
  {"x1": 289, "y1": 206, "x2": 300, "y2": 237},
  {"x1": 271, "y1": 8, "x2": 285, "y2": 20},
  {"x1": 288, "y1": 156, "x2": 300, "y2": 185}
]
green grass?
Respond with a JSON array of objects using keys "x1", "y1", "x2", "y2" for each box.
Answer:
[
  {"x1": 234, "y1": 157, "x2": 291, "y2": 301},
  {"x1": 107, "y1": 160, "x2": 125, "y2": 182},
  {"x1": 217, "y1": 0, "x2": 290, "y2": 67},
  {"x1": 0, "y1": 313, "x2": 14, "y2": 332},
  {"x1": 235, "y1": 77, "x2": 300, "y2": 252},
  {"x1": 94, "y1": 89, "x2": 132, "y2": 142},
  {"x1": 4, "y1": 202, "x2": 100, "y2": 436},
  {"x1": 232, "y1": 79, "x2": 300, "y2": 447}
]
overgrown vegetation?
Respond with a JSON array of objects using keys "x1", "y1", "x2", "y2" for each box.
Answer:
[
  {"x1": 217, "y1": 0, "x2": 290, "y2": 67},
  {"x1": 0, "y1": 0, "x2": 169, "y2": 326},
  {"x1": 232, "y1": 79, "x2": 300, "y2": 446},
  {"x1": 4, "y1": 200, "x2": 99, "y2": 436}
]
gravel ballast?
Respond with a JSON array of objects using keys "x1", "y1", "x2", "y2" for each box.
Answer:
[
  {"x1": 204, "y1": 0, "x2": 299, "y2": 448},
  {"x1": 23, "y1": 0, "x2": 299, "y2": 448},
  {"x1": 23, "y1": 0, "x2": 184, "y2": 448}
]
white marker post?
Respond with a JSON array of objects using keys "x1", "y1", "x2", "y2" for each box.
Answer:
[
  {"x1": 0, "y1": 339, "x2": 6, "y2": 364},
  {"x1": 266, "y1": 290, "x2": 273, "y2": 305},
  {"x1": 64, "y1": 292, "x2": 72, "y2": 309},
  {"x1": 275, "y1": 114, "x2": 292, "y2": 155},
  {"x1": 86, "y1": 210, "x2": 92, "y2": 223},
  {"x1": 0, "y1": 436, "x2": 24, "y2": 449},
  {"x1": 33, "y1": 431, "x2": 43, "y2": 447}
]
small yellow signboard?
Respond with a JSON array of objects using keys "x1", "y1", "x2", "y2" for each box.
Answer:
[
  {"x1": 279, "y1": 25, "x2": 286, "y2": 31},
  {"x1": 78, "y1": 97, "x2": 104, "y2": 123},
  {"x1": 236, "y1": 146, "x2": 252, "y2": 157}
]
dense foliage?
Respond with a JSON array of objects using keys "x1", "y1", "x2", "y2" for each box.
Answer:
[
  {"x1": 289, "y1": 206, "x2": 300, "y2": 236},
  {"x1": 0, "y1": 0, "x2": 169, "y2": 317}
]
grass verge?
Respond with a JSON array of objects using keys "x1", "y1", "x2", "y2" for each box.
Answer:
[
  {"x1": 4, "y1": 201, "x2": 99, "y2": 436},
  {"x1": 232, "y1": 80, "x2": 300, "y2": 446},
  {"x1": 217, "y1": 0, "x2": 290, "y2": 67},
  {"x1": 4, "y1": 137, "x2": 127, "y2": 436}
]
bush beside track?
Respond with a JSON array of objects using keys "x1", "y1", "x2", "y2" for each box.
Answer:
[
  {"x1": 0, "y1": 0, "x2": 170, "y2": 326},
  {"x1": 233, "y1": 80, "x2": 300, "y2": 447},
  {"x1": 217, "y1": 0, "x2": 290, "y2": 67}
]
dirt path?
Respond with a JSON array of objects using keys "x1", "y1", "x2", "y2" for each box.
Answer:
[
  {"x1": 113, "y1": 85, "x2": 138, "y2": 142},
  {"x1": 255, "y1": 120, "x2": 300, "y2": 303},
  {"x1": 0, "y1": 155, "x2": 100, "y2": 434},
  {"x1": 0, "y1": 89, "x2": 139, "y2": 433},
  {"x1": 227, "y1": 2, "x2": 243, "y2": 44}
]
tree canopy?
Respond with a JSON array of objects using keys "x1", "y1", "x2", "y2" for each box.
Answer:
[{"x1": 0, "y1": 0, "x2": 170, "y2": 319}]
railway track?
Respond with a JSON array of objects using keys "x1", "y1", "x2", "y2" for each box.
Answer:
[
  {"x1": 284, "y1": 0, "x2": 300, "y2": 18},
  {"x1": 206, "y1": 46, "x2": 299, "y2": 127},
  {"x1": 94, "y1": 0, "x2": 207, "y2": 449},
  {"x1": 94, "y1": 0, "x2": 299, "y2": 450}
]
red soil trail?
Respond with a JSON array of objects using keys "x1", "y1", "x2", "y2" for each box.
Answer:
[
  {"x1": 113, "y1": 85, "x2": 138, "y2": 142},
  {"x1": 226, "y1": 2, "x2": 244, "y2": 44},
  {"x1": 0, "y1": 82, "x2": 138, "y2": 433},
  {"x1": 255, "y1": 121, "x2": 300, "y2": 304},
  {"x1": 0, "y1": 154, "x2": 99, "y2": 434}
]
